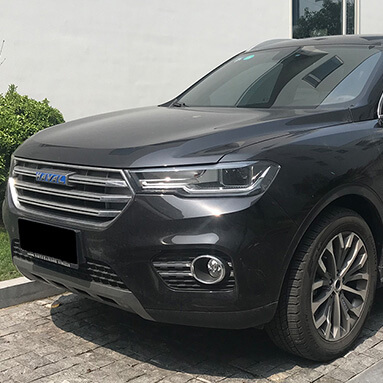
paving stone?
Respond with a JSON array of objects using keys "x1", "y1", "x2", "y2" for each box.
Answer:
[
  {"x1": 13, "y1": 351, "x2": 52, "y2": 370},
  {"x1": 314, "y1": 377, "x2": 343, "y2": 383},
  {"x1": 325, "y1": 367, "x2": 357, "y2": 382},
  {"x1": 353, "y1": 337, "x2": 381, "y2": 353},
  {"x1": 0, "y1": 357, "x2": 20, "y2": 372},
  {"x1": 265, "y1": 361, "x2": 302, "y2": 381},
  {"x1": 348, "y1": 360, "x2": 383, "y2": 383},
  {"x1": 158, "y1": 372, "x2": 195, "y2": 383},
  {"x1": 219, "y1": 372, "x2": 267, "y2": 383},
  {"x1": 314, "y1": 360, "x2": 340, "y2": 375},
  {"x1": 128, "y1": 372, "x2": 168, "y2": 383},
  {"x1": 2, "y1": 292, "x2": 383, "y2": 382}
]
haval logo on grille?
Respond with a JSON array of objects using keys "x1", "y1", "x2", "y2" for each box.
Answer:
[{"x1": 35, "y1": 171, "x2": 72, "y2": 186}]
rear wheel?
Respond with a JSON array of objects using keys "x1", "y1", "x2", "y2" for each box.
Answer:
[{"x1": 266, "y1": 207, "x2": 377, "y2": 361}]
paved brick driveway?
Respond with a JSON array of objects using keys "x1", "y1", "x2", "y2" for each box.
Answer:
[{"x1": 1, "y1": 290, "x2": 383, "y2": 383}]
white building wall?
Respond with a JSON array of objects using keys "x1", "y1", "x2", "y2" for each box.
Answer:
[
  {"x1": 0, "y1": 0, "x2": 290, "y2": 121},
  {"x1": 360, "y1": 1, "x2": 383, "y2": 35}
]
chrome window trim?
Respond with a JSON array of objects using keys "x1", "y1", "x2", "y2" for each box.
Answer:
[{"x1": 377, "y1": 92, "x2": 383, "y2": 123}]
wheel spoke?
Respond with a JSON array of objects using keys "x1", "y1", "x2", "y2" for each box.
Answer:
[
  {"x1": 323, "y1": 300, "x2": 333, "y2": 340},
  {"x1": 335, "y1": 233, "x2": 345, "y2": 270},
  {"x1": 318, "y1": 257, "x2": 327, "y2": 274},
  {"x1": 317, "y1": 256, "x2": 332, "y2": 281},
  {"x1": 342, "y1": 285, "x2": 367, "y2": 300},
  {"x1": 312, "y1": 289, "x2": 333, "y2": 314},
  {"x1": 347, "y1": 252, "x2": 368, "y2": 278},
  {"x1": 339, "y1": 293, "x2": 351, "y2": 334},
  {"x1": 312, "y1": 279, "x2": 325, "y2": 291},
  {"x1": 314, "y1": 295, "x2": 333, "y2": 329},
  {"x1": 314, "y1": 312, "x2": 327, "y2": 329},
  {"x1": 340, "y1": 291, "x2": 363, "y2": 319},
  {"x1": 324, "y1": 241, "x2": 337, "y2": 279},
  {"x1": 344, "y1": 233, "x2": 355, "y2": 251},
  {"x1": 344, "y1": 272, "x2": 369, "y2": 284},
  {"x1": 339, "y1": 237, "x2": 363, "y2": 278},
  {"x1": 332, "y1": 294, "x2": 342, "y2": 340}
]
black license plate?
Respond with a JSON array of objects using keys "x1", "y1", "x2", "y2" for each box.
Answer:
[{"x1": 19, "y1": 219, "x2": 78, "y2": 267}]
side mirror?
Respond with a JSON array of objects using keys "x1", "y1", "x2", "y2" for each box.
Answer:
[{"x1": 378, "y1": 93, "x2": 383, "y2": 127}]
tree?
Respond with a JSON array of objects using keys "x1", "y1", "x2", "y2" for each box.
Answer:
[{"x1": 0, "y1": 85, "x2": 65, "y2": 217}]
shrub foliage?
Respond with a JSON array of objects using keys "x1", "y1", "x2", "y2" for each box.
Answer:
[{"x1": 0, "y1": 85, "x2": 64, "y2": 214}]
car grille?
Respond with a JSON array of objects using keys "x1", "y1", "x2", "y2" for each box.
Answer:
[
  {"x1": 152, "y1": 253, "x2": 235, "y2": 291},
  {"x1": 11, "y1": 158, "x2": 133, "y2": 225},
  {"x1": 12, "y1": 241, "x2": 128, "y2": 290}
]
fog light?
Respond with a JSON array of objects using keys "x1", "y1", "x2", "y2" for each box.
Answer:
[
  {"x1": 191, "y1": 255, "x2": 226, "y2": 285},
  {"x1": 207, "y1": 259, "x2": 223, "y2": 278}
]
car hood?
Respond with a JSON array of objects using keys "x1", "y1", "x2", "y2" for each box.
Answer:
[{"x1": 15, "y1": 106, "x2": 351, "y2": 168}]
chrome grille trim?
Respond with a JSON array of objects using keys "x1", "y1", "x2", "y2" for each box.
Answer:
[
  {"x1": 17, "y1": 195, "x2": 121, "y2": 217},
  {"x1": 15, "y1": 180, "x2": 131, "y2": 203},
  {"x1": 11, "y1": 157, "x2": 134, "y2": 224},
  {"x1": 14, "y1": 166, "x2": 127, "y2": 188},
  {"x1": 152, "y1": 255, "x2": 235, "y2": 291}
]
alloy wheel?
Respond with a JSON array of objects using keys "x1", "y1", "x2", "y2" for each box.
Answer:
[{"x1": 311, "y1": 232, "x2": 370, "y2": 341}]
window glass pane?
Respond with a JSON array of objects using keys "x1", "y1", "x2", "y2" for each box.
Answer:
[
  {"x1": 293, "y1": 0, "x2": 342, "y2": 39},
  {"x1": 321, "y1": 53, "x2": 382, "y2": 105},
  {"x1": 347, "y1": 0, "x2": 355, "y2": 34}
]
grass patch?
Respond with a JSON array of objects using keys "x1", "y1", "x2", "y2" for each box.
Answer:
[{"x1": 0, "y1": 225, "x2": 20, "y2": 281}]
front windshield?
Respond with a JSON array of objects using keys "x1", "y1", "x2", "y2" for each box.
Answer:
[{"x1": 178, "y1": 45, "x2": 383, "y2": 109}]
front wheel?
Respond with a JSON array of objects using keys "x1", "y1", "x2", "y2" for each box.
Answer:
[{"x1": 266, "y1": 207, "x2": 378, "y2": 361}]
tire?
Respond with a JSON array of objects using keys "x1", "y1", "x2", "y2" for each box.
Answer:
[{"x1": 266, "y1": 207, "x2": 378, "y2": 361}]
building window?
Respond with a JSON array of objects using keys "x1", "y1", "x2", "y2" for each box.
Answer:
[
  {"x1": 346, "y1": 0, "x2": 355, "y2": 34},
  {"x1": 292, "y1": 0, "x2": 359, "y2": 39}
]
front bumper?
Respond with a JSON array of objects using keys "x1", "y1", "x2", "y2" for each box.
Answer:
[{"x1": 3, "y1": 183, "x2": 297, "y2": 329}]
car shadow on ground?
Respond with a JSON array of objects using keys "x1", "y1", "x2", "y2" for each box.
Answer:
[{"x1": 49, "y1": 289, "x2": 383, "y2": 380}]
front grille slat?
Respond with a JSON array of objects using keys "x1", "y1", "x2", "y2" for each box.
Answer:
[
  {"x1": 15, "y1": 180, "x2": 131, "y2": 203},
  {"x1": 13, "y1": 167, "x2": 36, "y2": 177},
  {"x1": 17, "y1": 195, "x2": 121, "y2": 218},
  {"x1": 12, "y1": 158, "x2": 133, "y2": 225},
  {"x1": 68, "y1": 175, "x2": 127, "y2": 188},
  {"x1": 156, "y1": 271, "x2": 193, "y2": 277}
]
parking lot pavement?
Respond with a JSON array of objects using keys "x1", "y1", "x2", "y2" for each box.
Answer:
[{"x1": 2, "y1": 292, "x2": 383, "y2": 383}]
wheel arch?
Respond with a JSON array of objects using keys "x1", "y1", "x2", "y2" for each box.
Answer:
[
  {"x1": 281, "y1": 185, "x2": 383, "y2": 298},
  {"x1": 329, "y1": 194, "x2": 383, "y2": 280}
]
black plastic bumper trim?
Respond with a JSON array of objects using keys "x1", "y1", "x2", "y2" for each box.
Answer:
[
  {"x1": 13, "y1": 256, "x2": 153, "y2": 321},
  {"x1": 13, "y1": 256, "x2": 277, "y2": 329},
  {"x1": 147, "y1": 302, "x2": 278, "y2": 329}
]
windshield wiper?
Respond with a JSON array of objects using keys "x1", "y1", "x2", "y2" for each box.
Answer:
[{"x1": 172, "y1": 101, "x2": 188, "y2": 107}]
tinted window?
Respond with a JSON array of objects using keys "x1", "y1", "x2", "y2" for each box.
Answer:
[
  {"x1": 322, "y1": 52, "x2": 382, "y2": 105},
  {"x1": 178, "y1": 45, "x2": 382, "y2": 109}
]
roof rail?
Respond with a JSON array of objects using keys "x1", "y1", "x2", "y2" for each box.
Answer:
[{"x1": 247, "y1": 39, "x2": 292, "y2": 51}]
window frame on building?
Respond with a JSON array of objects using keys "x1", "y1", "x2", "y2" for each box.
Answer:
[{"x1": 290, "y1": 0, "x2": 361, "y2": 39}]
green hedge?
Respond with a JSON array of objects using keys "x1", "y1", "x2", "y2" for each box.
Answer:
[{"x1": 0, "y1": 85, "x2": 65, "y2": 217}]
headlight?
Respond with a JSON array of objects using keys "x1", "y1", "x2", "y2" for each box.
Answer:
[
  {"x1": 7, "y1": 156, "x2": 21, "y2": 208},
  {"x1": 128, "y1": 161, "x2": 280, "y2": 197}
]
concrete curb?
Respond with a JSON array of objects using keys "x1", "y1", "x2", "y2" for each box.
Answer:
[{"x1": 0, "y1": 277, "x2": 65, "y2": 309}]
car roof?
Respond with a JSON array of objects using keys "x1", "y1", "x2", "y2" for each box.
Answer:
[{"x1": 248, "y1": 35, "x2": 383, "y2": 52}]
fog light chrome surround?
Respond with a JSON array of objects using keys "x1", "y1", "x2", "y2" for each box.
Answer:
[{"x1": 190, "y1": 255, "x2": 227, "y2": 285}]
